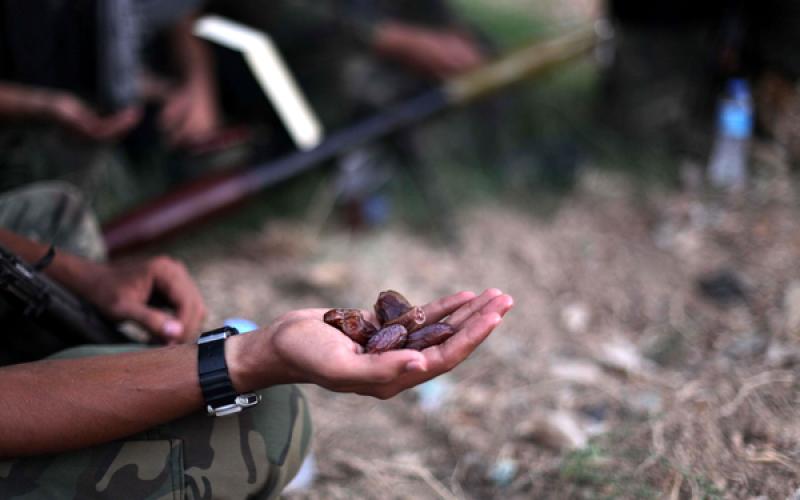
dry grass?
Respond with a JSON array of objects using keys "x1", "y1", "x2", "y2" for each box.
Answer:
[{"x1": 188, "y1": 141, "x2": 800, "y2": 499}]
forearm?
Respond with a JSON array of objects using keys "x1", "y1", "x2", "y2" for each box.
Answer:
[
  {"x1": 372, "y1": 21, "x2": 417, "y2": 57},
  {"x1": 0, "y1": 344, "x2": 201, "y2": 458},
  {"x1": 170, "y1": 15, "x2": 216, "y2": 94},
  {"x1": 0, "y1": 82, "x2": 55, "y2": 120},
  {"x1": 0, "y1": 229, "x2": 102, "y2": 297}
]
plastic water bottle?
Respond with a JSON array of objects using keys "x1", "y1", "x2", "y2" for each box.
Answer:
[{"x1": 708, "y1": 78, "x2": 753, "y2": 191}]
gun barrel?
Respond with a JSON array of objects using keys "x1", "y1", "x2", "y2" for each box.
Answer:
[
  {"x1": 104, "y1": 25, "x2": 599, "y2": 255},
  {"x1": 445, "y1": 24, "x2": 596, "y2": 103}
]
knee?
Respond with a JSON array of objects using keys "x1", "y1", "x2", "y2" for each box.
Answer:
[{"x1": 251, "y1": 384, "x2": 313, "y2": 467}]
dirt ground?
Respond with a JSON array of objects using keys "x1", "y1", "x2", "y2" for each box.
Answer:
[{"x1": 186, "y1": 141, "x2": 800, "y2": 499}]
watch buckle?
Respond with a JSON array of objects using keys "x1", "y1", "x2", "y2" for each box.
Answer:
[{"x1": 207, "y1": 393, "x2": 262, "y2": 417}]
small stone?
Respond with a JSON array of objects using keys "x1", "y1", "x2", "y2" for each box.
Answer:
[
  {"x1": 723, "y1": 333, "x2": 767, "y2": 360},
  {"x1": 488, "y1": 458, "x2": 518, "y2": 487},
  {"x1": 626, "y1": 390, "x2": 663, "y2": 416},
  {"x1": 595, "y1": 338, "x2": 654, "y2": 377},
  {"x1": 697, "y1": 270, "x2": 749, "y2": 308},
  {"x1": 784, "y1": 281, "x2": 800, "y2": 334},
  {"x1": 549, "y1": 359, "x2": 607, "y2": 385},
  {"x1": 560, "y1": 302, "x2": 591, "y2": 334},
  {"x1": 306, "y1": 262, "x2": 351, "y2": 290},
  {"x1": 766, "y1": 341, "x2": 800, "y2": 367},
  {"x1": 413, "y1": 376, "x2": 453, "y2": 412},
  {"x1": 516, "y1": 411, "x2": 588, "y2": 451}
]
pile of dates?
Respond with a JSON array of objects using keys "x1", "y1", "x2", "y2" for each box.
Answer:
[{"x1": 324, "y1": 290, "x2": 456, "y2": 353}]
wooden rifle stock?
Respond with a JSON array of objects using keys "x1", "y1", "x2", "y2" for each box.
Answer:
[{"x1": 104, "y1": 25, "x2": 599, "y2": 255}]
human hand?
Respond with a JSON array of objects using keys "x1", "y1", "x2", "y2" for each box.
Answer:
[
  {"x1": 227, "y1": 289, "x2": 513, "y2": 398},
  {"x1": 158, "y1": 81, "x2": 220, "y2": 148},
  {"x1": 374, "y1": 23, "x2": 486, "y2": 79},
  {"x1": 48, "y1": 92, "x2": 141, "y2": 141},
  {"x1": 67, "y1": 256, "x2": 207, "y2": 344}
]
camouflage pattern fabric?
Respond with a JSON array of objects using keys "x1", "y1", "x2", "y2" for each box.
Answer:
[
  {"x1": 0, "y1": 127, "x2": 139, "y2": 220},
  {"x1": 0, "y1": 181, "x2": 107, "y2": 261},
  {"x1": 0, "y1": 181, "x2": 115, "y2": 367},
  {"x1": 0, "y1": 344, "x2": 312, "y2": 500}
]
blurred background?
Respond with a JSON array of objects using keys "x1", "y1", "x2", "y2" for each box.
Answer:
[{"x1": 3, "y1": 0, "x2": 800, "y2": 497}]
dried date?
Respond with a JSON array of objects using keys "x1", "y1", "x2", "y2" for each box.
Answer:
[
  {"x1": 384, "y1": 305, "x2": 426, "y2": 333},
  {"x1": 374, "y1": 290, "x2": 413, "y2": 324},
  {"x1": 324, "y1": 308, "x2": 377, "y2": 345},
  {"x1": 405, "y1": 322, "x2": 455, "y2": 351},
  {"x1": 326, "y1": 290, "x2": 456, "y2": 354},
  {"x1": 366, "y1": 324, "x2": 408, "y2": 353}
]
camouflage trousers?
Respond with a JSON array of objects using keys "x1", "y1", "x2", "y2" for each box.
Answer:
[
  {"x1": 0, "y1": 181, "x2": 107, "y2": 262},
  {"x1": 0, "y1": 126, "x2": 140, "y2": 221},
  {"x1": 0, "y1": 345, "x2": 312, "y2": 500}
]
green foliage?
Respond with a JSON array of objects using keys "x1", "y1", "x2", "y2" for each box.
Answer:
[
  {"x1": 694, "y1": 475, "x2": 724, "y2": 500},
  {"x1": 559, "y1": 444, "x2": 608, "y2": 486},
  {"x1": 558, "y1": 444, "x2": 661, "y2": 499},
  {"x1": 451, "y1": 0, "x2": 551, "y2": 48}
]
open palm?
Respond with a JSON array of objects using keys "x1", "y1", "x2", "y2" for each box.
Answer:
[{"x1": 234, "y1": 289, "x2": 513, "y2": 399}]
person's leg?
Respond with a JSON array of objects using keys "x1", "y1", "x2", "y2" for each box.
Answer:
[
  {"x1": 0, "y1": 344, "x2": 312, "y2": 499},
  {"x1": 0, "y1": 181, "x2": 107, "y2": 261}
]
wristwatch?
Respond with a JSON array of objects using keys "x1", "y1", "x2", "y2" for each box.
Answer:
[{"x1": 197, "y1": 326, "x2": 261, "y2": 417}]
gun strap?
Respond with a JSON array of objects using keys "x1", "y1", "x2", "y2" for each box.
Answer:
[{"x1": 32, "y1": 245, "x2": 56, "y2": 272}]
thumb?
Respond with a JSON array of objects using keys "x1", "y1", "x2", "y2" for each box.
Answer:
[
  {"x1": 119, "y1": 302, "x2": 184, "y2": 341},
  {"x1": 344, "y1": 349, "x2": 428, "y2": 384}
]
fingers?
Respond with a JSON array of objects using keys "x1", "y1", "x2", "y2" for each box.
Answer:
[
  {"x1": 340, "y1": 292, "x2": 513, "y2": 399},
  {"x1": 422, "y1": 290, "x2": 476, "y2": 325},
  {"x1": 445, "y1": 288, "x2": 503, "y2": 328},
  {"x1": 78, "y1": 107, "x2": 141, "y2": 142},
  {"x1": 437, "y1": 293, "x2": 513, "y2": 362},
  {"x1": 444, "y1": 35, "x2": 484, "y2": 70},
  {"x1": 159, "y1": 91, "x2": 219, "y2": 147},
  {"x1": 150, "y1": 257, "x2": 207, "y2": 339},
  {"x1": 421, "y1": 34, "x2": 484, "y2": 78},
  {"x1": 115, "y1": 301, "x2": 183, "y2": 342},
  {"x1": 159, "y1": 95, "x2": 186, "y2": 132},
  {"x1": 281, "y1": 290, "x2": 476, "y2": 330},
  {"x1": 159, "y1": 94, "x2": 195, "y2": 147},
  {"x1": 329, "y1": 348, "x2": 427, "y2": 387},
  {"x1": 94, "y1": 107, "x2": 142, "y2": 141},
  {"x1": 342, "y1": 293, "x2": 510, "y2": 399},
  {"x1": 415, "y1": 293, "x2": 512, "y2": 380}
]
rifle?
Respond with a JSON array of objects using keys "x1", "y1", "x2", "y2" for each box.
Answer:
[
  {"x1": 0, "y1": 245, "x2": 127, "y2": 364},
  {"x1": 104, "y1": 24, "x2": 602, "y2": 254}
]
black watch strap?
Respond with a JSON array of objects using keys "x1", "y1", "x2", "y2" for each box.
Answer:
[
  {"x1": 198, "y1": 329, "x2": 236, "y2": 408},
  {"x1": 197, "y1": 326, "x2": 260, "y2": 416}
]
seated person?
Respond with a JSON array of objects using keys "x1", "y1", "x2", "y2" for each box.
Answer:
[
  {"x1": 0, "y1": 226, "x2": 512, "y2": 497},
  {"x1": 0, "y1": 0, "x2": 222, "y2": 213},
  {"x1": 207, "y1": 0, "x2": 496, "y2": 228},
  {"x1": 0, "y1": 182, "x2": 514, "y2": 498},
  {"x1": 209, "y1": 0, "x2": 487, "y2": 134}
]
